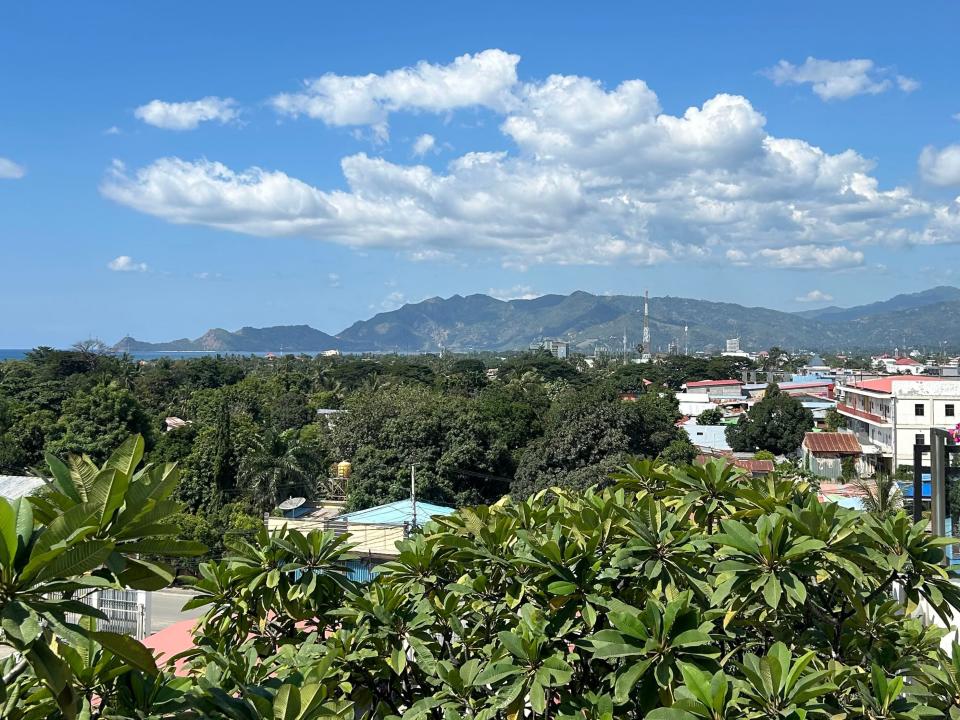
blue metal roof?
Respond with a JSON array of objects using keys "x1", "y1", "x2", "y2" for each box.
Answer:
[{"x1": 339, "y1": 499, "x2": 456, "y2": 526}]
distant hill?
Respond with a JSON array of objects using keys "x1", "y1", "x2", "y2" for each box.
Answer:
[
  {"x1": 112, "y1": 287, "x2": 960, "y2": 354},
  {"x1": 113, "y1": 325, "x2": 353, "y2": 353},
  {"x1": 794, "y1": 286, "x2": 960, "y2": 323}
]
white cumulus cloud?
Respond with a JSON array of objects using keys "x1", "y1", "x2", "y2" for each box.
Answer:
[
  {"x1": 919, "y1": 144, "x2": 960, "y2": 186},
  {"x1": 134, "y1": 96, "x2": 239, "y2": 130},
  {"x1": 412, "y1": 134, "x2": 437, "y2": 157},
  {"x1": 0, "y1": 157, "x2": 25, "y2": 179},
  {"x1": 488, "y1": 285, "x2": 539, "y2": 300},
  {"x1": 763, "y1": 57, "x2": 914, "y2": 100},
  {"x1": 758, "y1": 246, "x2": 864, "y2": 270},
  {"x1": 896, "y1": 75, "x2": 920, "y2": 93},
  {"x1": 107, "y1": 255, "x2": 148, "y2": 272},
  {"x1": 795, "y1": 289, "x2": 834, "y2": 303},
  {"x1": 270, "y1": 49, "x2": 519, "y2": 139},
  {"x1": 102, "y1": 50, "x2": 957, "y2": 270}
]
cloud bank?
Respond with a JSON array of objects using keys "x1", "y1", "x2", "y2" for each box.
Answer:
[{"x1": 103, "y1": 50, "x2": 954, "y2": 271}]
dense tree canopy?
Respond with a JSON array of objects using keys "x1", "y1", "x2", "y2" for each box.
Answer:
[{"x1": 0, "y1": 348, "x2": 749, "y2": 555}]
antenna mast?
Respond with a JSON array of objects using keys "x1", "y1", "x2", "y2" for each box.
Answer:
[{"x1": 641, "y1": 290, "x2": 651, "y2": 360}]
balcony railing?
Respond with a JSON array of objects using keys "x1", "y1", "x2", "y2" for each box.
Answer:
[{"x1": 836, "y1": 403, "x2": 890, "y2": 425}]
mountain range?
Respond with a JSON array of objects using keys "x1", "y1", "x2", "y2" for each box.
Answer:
[{"x1": 112, "y1": 286, "x2": 960, "y2": 354}]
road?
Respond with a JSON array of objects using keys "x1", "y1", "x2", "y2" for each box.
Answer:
[{"x1": 149, "y1": 588, "x2": 205, "y2": 633}]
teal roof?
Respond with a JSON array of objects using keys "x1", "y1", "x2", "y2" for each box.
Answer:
[{"x1": 340, "y1": 499, "x2": 456, "y2": 526}]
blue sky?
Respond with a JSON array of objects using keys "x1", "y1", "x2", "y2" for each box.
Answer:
[{"x1": 2, "y1": 2, "x2": 960, "y2": 347}]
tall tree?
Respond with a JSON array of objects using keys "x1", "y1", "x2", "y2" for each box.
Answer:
[
  {"x1": 239, "y1": 428, "x2": 325, "y2": 511},
  {"x1": 726, "y1": 383, "x2": 813, "y2": 455}
]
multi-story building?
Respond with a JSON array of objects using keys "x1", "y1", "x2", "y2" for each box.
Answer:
[
  {"x1": 835, "y1": 377, "x2": 960, "y2": 474},
  {"x1": 532, "y1": 339, "x2": 569, "y2": 358}
]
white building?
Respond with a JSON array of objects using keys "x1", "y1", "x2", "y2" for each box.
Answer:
[
  {"x1": 676, "y1": 392, "x2": 714, "y2": 418},
  {"x1": 872, "y1": 356, "x2": 928, "y2": 375},
  {"x1": 532, "y1": 340, "x2": 569, "y2": 359},
  {"x1": 682, "y1": 379, "x2": 744, "y2": 400},
  {"x1": 836, "y1": 377, "x2": 960, "y2": 474}
]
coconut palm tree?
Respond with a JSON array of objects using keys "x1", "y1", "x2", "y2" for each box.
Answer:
[
  {"x1": 239, "y1": 428, "x2": 325, "y2": 512},
  {"x1": 851, "y1": 474, "x2": 903, "y2": 518}
]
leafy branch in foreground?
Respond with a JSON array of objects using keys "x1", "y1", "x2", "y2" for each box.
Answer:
[
  {"x1": 5, "y1": 442, "x2": 960, "y2": 719},
  {"x1": 0, "y1": 435, "x2": 204, "y2": 718}
]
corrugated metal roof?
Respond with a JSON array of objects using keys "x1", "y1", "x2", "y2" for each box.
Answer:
[
  {"x1": 684, "y1": 379, "x2": 743, "y2": 388},
  {"x1": 683, "y1": 422, "x2": 732, "y2": 451},
  {"x1": 339, "y1": 499, "x2": 456, "y2": 526},
  {"x1": 803, "y1": 432, "x2": 861, "y2": 454},
  {"x1": 0, "y1": 475, "x2": 45, "y2": 499},
  {"x1": 695, "y1": 455, "x2": 774, "y2": 474}
]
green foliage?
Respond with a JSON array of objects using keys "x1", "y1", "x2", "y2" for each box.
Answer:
[
  {"x1": 0, "y1": 436, "x2": 204, "y2": 718},
  {"x1": 697, "y1": 407, "x2": 724, "y2": 426},
  {"x1": 5, "y1": 436, "x2": 960, "y2": 719},
  {"x1": 726, "y1": 384, "x2": 814, "y2": 456},
  {"x1": 159, "y1": 456, "x2": 960, "y2": 719},
  {"x1": 852, "y1": 474, "x2": 904, "y2": 518},
  {"x1": 46, "y1": 382, "x2": 153, "y2": 463},
  {"x1": 824, "y1": 407, "x2": 846, "y2": 432}
]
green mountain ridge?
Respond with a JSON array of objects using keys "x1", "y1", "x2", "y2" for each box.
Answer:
[{"x1": 112, "y1": 288, "x2": 960, "y2": 354}]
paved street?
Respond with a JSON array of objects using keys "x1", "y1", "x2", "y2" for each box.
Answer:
[{"x1": 149, "y1": 589, "x2": 205, "y2": 633}]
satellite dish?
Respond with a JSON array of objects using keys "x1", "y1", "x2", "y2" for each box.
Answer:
[{"x1": 277, "y1": 497, "x2": 306, "y2": 512}]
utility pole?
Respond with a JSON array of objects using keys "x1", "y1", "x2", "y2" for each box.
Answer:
[{"x1": 410, "y1": 464, "x2": 417, "y2": 529}]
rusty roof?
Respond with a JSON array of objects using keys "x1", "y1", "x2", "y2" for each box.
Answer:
[{"x1": 803, "y1": 432, "x2": 862, "y2": 454}]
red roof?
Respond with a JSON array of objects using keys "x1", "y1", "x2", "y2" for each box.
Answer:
[
  {"x1": 849, "y1": 376, "x2": 948, "y2": 393},
  {"x1": 803, "y1": 432, "x2": 861, "y2": 454},
  {"x1": 685, "y1": 379, "x2": 743, "y2": 388},
  {"x1": 894, "y1": 357, "x2": 921, "y2": 365}
]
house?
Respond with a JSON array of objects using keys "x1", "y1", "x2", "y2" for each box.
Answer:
[
  {"x1": 694, "y1": 455, "x2": 774, "y2": 476},
  {"x1": 742, "y1": 379, "x2": 834, "y2": 400},
  {"x1": 683, "y1": 420, "x2": 732, "y2": 453},
  {"x1": 682, "y1": 379, "x2": 744, "y2": 400},
  {"x1": 801, "y1": 432, "x2": 862, "y2": 480},
  {"x1": 675, "y1": 392, "x2": 715, "y2": 417},
  {"x1": 801, "y1": 399, "x2": 838, "y2": 429},
  {"x1": 835, "y1": 376, "x2": 960, "y2": 474},
  {"x1": 267, "y1": 498, "x2": 456, "y2": 581},
  {"x1": 874, "y1": 356, "x2": 928, "y2": 375}
]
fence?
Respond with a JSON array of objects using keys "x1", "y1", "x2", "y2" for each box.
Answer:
[{"x1": 50, "y1": 589, "x2": 150, "y2": 640}]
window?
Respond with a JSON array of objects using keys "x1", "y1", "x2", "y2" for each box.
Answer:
[
  {"x1": 916, "y1": 433, "x2": 925, "y2": 446},
  {"x1": 915, "y1": 403, "x2": 925, "y2": 417},
  {"x1": 947, "y1": 404, "x2": 955, "y2": 417}
]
